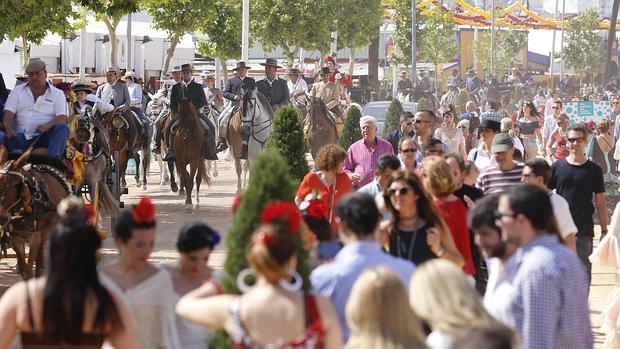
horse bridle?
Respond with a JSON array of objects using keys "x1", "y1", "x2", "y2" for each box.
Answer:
[
  {"x1": 241, "y1": 93, "x2": 272, "y2": 147},
  {"x1": 0, "y1": 163, "x2": 30, "y2": 221},
  {"x1": 77, "y1": 107, "x2": 104, "y2": 162}
]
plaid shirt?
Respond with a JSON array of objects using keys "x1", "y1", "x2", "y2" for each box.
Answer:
[{"x1": 509, "y1": 235, "x2": 593, "y2": 349}]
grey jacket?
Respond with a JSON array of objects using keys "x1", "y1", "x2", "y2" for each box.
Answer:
[{"x1": 96, "y1": 81, "x2": 130, "y2": 111}]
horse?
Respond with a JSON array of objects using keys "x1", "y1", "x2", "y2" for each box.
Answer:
[
  {"x1": 172, "y1": 99, "x2": 212, "y2": 211},
  {"x1": 205, "y1": 106, "x2": 220, "y2": 178},
  {"x1": 105, "y1": 109, "x2": 151, "y2": 191},
  {"x1": 0, "y1": 147, "x2": 71, "y2": 279},
  {"x1": 305, "y1": 96, "x2": 337, "y2": 160},
  {"x1": 226, "y1": 88, "x2": 273, "y2": 193},
  {"x1": 72, "y1": 108, "x2": 119, "y2": 222}
]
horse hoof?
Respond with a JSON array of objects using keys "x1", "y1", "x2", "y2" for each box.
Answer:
[
  {"x1": 194, "y1": 203, "x2": 200, "y2": 209},
  {"x1": 185, "y1": 203, "x2": 193, "y2": 212},
  {"x1": 212, "y1": 170, "x2": 218, "y2": 177},
  {"x1": 142, "y1": 185, "x2": 147, "y2": 191},
  {"x1": 236, "y1": 188, "x2": 243, "y2": 195},
  {"x1": 170, "y1": 183, "x2": 178, "y2": 192},
  {"x1": 135, "y1": 181, "x2": 142, "y2": 188},
  {"x1": 179, "y1": 189, "x2": 186, "y2": 196}
]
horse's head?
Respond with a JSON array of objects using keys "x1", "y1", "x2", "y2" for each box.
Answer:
[
  {"x1": 0, "y1": 147, "x2": 31, "y2": 225},
  {"x1": 177, "y1": 99, "x2": 199, "y2": 127}
]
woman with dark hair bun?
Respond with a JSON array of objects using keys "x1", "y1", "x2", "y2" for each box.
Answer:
[
  {"x1": 0, "y1": 196, "x2": 140, "y2": 348},
  {"x1": 299, "y1": 193, "x2": 341, "y2": 263},
  {"x1": 99, "y1": 197, "x2": 181, "y2": 349},
  {"x1": 177, "y1": 201, "x2": 343, "y2": 349},
  {"x1": 167, "y1": 221, "x2": 222, "y2": 349}
]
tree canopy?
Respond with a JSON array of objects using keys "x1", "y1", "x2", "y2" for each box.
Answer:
[
  {"x1": 335, "y1": 0, "x2": 383, "y2": 50},
  {"x1": 563, "y1": 8, "x2": 604, "y2": 79}
]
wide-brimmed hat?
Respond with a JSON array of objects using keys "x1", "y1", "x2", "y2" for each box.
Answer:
[
  {"x1": 181, "y1": 63, "x2": 193, "y2": 72},
  {"x1": 105, "y1": 66, "x2": 118, "y2": 74},
  {"x1": 467, "y1": 69, "x2": 476, "y2": 75},
  {"x1": 491, "y1": 133, "x2": 514, "y2": 153},
  {"x1": 25, "y1": 58, "x2": 46, "y2": 74},
  {"x1": 72, "y1": 79, "x2": 94, "y2": 93},
  {"x1": 324, "y1": 55, "x2": 335, "y2": 64},
  {"x1": 287, "y1": 68, "x2": 301, "y2": 75},
  {"x1": 233, "y1": 61, "x2": 251, "y2": 71},
  {"x1": 122, "y1": 71, "x2": 137, "y2": 81},
  {"x1": 479, "y1": 119, "x2": 501, "y2": 133},
  {"x1": 170, "y1": 65, "x2": 181, "y2": 73},
  {"x1": 200, "y1": 69, "x2": 211, "y2": 77},
  {"x1": 259, "y1": 58, "x2": 282, "y2": 69}
]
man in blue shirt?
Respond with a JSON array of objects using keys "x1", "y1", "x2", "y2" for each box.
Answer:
[
  {"x1": 496, "y1": 184, "x2": 592, "y2": 349},
  {"x1": 310, "y1": 192, "x2": 416, "y2": 340}
]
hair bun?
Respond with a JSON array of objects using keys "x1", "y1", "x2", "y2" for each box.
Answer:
[{"x1": 57, "y1": 196, "x2": 93, "y2": 229}]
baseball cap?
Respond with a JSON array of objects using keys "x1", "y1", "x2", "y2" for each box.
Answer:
[{"x1": 491, "y1": 133, "x2": 514, "y2": 154}]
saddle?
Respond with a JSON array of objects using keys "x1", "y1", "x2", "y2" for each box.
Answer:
[
  {"x1": 128, "y1": 110, "x2": 146, "y2": 135},
  {"x1": 171, "y1": 118, "x2": 211, "y2": 140}
]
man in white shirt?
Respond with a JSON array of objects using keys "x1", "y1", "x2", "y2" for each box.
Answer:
[
  {"x1": 544, "y1": 90, "x2": 558, "y2": 119},
  {"x1": 287, "y1": 68, "x2": 308, "y2": 108},
  {"x1": 122, "y1": 71, "x2": 149, "y2": 135},
  {"x1": 542, "y1": 100, "x2": 562, "y2": 150},
  {"x1": 521, "y1": 158, "x2": 577, "y2": 252},
  {"x1": 0, "y1": 58, "x2": 68, "y2": 158},
  {"x1": 611, "y1": 97, "x2": 620, "y2": 140}
]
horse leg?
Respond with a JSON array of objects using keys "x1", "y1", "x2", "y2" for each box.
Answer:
[
  {"x1": 176, "y1": 161, "x2": 187, "y2": 197},
  {"x1": 134, "y1": 151, "x2": 142, "y2": 188},
  {"x1": 186, "y1": 162, "x2": 197, "y2": 210},
  {"x1": 234, "y1": 158, "x2": 242, "y2": 194},
  {"x1": 119, "y1": 151, "x2": 128, "y2": 188},
  {"x1": 33, "y1": 230, "x2": 44, "y2": 277},
  {"x1": 168, "y1": 159, "x2": 178, "y2": 192},
  {"x1": 242, "y1": 160, "x2": 249, "y2": 189},
  {"x1": 212, "y1": 160, "x2": 218, "y2": 177},
  {"x1": 10, "y1": 234, "x2": 28, "y2": 279},
  {"x1": 141, "y1": 148, "x2": 150, "y2": 191}
]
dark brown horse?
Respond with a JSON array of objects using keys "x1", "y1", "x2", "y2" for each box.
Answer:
[
  {"x1": 305, "y1": 96, "x2": 337, "y2": 160},
  {"x1": 0, "y1": 147, "x2": 70, "y2": 279},
  {"x1": 173, "y1": 100, "x2": 211, "y2": 211}
]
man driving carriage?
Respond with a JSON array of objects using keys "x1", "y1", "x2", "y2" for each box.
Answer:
[
  {"x1": 164, "y1": 63, "x2": 218, "y2": 161},
  {"x1": 215, "y1": 61, "x2": 255, "y2": 158},
  {"x1": 152, "y1": 65, "x2": 181, "y2": 155},
  {"x1": 0, "y1": 58, "x2": 69, "y2": 160}
]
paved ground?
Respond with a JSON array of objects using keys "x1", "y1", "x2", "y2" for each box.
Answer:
[{"x1": 0, "y1": 158, "x2": 615, "y2": 348}]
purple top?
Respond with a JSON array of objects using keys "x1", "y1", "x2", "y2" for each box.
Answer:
[{"x1": 344, "y1": 137, "x2": 394, "y2": 187}]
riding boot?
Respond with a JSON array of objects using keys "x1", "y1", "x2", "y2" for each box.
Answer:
[
  {"x1": 204, "y1": 131, "x2": 219, "y2": 160},
  {"x1": 152, "y1": 124, "x2": 163, "y2": 154},
  {"x1": 215, "y1": 137, "x2": 228, "y2": 153},
  {"x1": 163, "y1": 133, "x2": 175, "y2": 161}
]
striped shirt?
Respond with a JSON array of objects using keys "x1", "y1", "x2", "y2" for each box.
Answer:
[
  {"x1": 344, "y1": 137, "x2": 393, "y2": 187},
  {"x1": 509, "y1": 235, "x2": 592, "y2": 349},
  {"x1": 476, "y1": 162, "x2": 524, "y2": 194}
]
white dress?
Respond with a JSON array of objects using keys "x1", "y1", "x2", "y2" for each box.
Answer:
[
  {"x1": 434, "y1": 127, "x2": 465, "y2": 157},
  {"x1": 590, "y1": 202, "x2": 620, "y2": 349},
  {"x1": 99, "y1": 267, "x2": 182, "y2": 349}
]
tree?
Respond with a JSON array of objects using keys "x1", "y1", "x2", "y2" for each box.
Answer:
[
  {"x1": 391, "y1": 0, "x2": 426, "y2": 67},
  {"x1": 383, "y1": 99, "x2": 404, "y2": 138},
  {"x1": 0, "y1": 0, "x2": 76, "y2": 68},
  {"x1": 418, "y1": 8, "x2": 458, "y2": 97},
  {"x1": 144, "y1": 0, "x2": 213, "y2": 75},
  {"x1": 77, "y1": 0, "x2": 140, "y2": 69},
  {"x1": 250, "y1": 0, "x2": 333, "y2": 67},
  {"x1": 495, "y1": 30, "x2": 528, "y2": 77},
  {"x1": 339, "y1": 107, "x2": 363, "y2": 150},
  {"x1": 196, "y1": 0, "x2": 241, "y2": 83},
  {"x1": 417, "y1": 96, "x2": 432, "y2": 111},
  {"x1": 265, "y1": 105, "x2": 309, "y2": 182},
  {"x1": 605, "y1": 0, "x2": 620, "y2": 83},
  {"x1": 563, "y1": 9, "x2": 603, "y2": 83}
]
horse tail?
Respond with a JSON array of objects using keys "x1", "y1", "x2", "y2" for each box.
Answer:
[{"x1": 200, "y1": 160, "x2": 211, "y2": 187}]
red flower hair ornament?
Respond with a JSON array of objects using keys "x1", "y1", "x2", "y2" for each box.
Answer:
[
  {"x1": 260, "y1": 201, "x2": 302, "y2": 233},
  {"x1": 305, "y1": 198, "x2": 328, "y2": 221},
  {"x1": 258, "y1": 231, "x2": 275, "y2": 246},
  {"x1": 132, "y1": 197, "x2": 156, "y2": 224}
]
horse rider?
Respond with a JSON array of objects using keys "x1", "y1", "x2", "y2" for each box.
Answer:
[
  {"x1": 165, "y1": 63, "x2": 218, "y2": 161},
  {"x1": 96, "y1": 67, "x2": 131, "y2": 115},
  {"x1": 0, "y1": 58, "x2": 69, "y2": 160},
  {"x1": 465, "y1": 69, "x2": 482, "y2": 97},
  {"x1": 215, "y1": 61, "x2": 255, "y2": 158},
  {"x1": 152, "y1": 66, "x2": 181, "y2": 154},
  {"x1": 122, "y1": 71, "x2": 150, "y2": 137},
  {"x1": 202, "y1": 70, "x2": 224, "y2": 112},
  {"x1": 310, "y1": 67, "x2": 344, "y2": 133},
  {"x1": 324, "y1": 55, "x2": 340, "y2": 83},
  {"x1": 70, "y1": 81, "x2": 114, "y2": 157},
  {"x1": 256, "y1": 58, "x2": 290, "y2": 111},
  {"x1": 418, "y1": 70, "x2": 433, "y2": 95},
  {"x1": 397, "y1": 70, "x2": 413, "y2": 98},
  {"x1": 287, "y1": 68, "x2": 308, "y2": 108}
]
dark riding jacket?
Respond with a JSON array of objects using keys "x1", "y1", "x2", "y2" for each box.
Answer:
[
  {"x1": 256, "y1": 77, "x2": 290, "y2": 107},
  {"x1": 170, "y1": 80, "x2": 207, "y2": 114},
  {"x1": 223, "y1": 76, "x2": 255, "y2": 102}
]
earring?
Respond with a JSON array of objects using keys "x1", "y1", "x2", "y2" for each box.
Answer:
[
  {"x1": 236, "y1": 268, "x2": 256, "y2": 294},
  {"x1": 278, "y1": 271, "x2": 303, "y2": 292}
]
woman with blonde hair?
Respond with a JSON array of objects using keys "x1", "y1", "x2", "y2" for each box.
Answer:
[
  {"x1": 500, "y1": 117, "x2": 524, "y2": 161},
  {"x1": 421, "y1": 156, "x2": 475, "y2": 276},
  {"x1": 410, "y1": 259, "x2": 502, "y2": 349},
  {"x1": 345, "y1": 267, "x2": 427, "y2": 349}
]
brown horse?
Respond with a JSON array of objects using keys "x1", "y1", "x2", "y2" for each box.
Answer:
[
  {"x1": 173, "y1": 100, "x2": 211, "y2": 211},
  {"x1": 305, "y1": 96, "x2": 337, "y2": 160},
  {"x1": 0, "y1": 147, "x2": 70, "y2": 279}
]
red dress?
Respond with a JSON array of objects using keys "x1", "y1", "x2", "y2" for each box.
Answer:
[
  {"x1": 296, "y1": 172, "x2": 352, "y2": 230},
  {"x1": 552, "y1": 129, "x2": 569, "y2": 160},
  {"x1": 434, "y1": 198, "x2": 476, "y2": 276}
]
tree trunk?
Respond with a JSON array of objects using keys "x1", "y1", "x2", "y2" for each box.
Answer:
[
  {"x1": 368, "y1": 29, "x2": 380, "y2": 92},
  {"x1": 22, "y1": 37, "x2": 29, "y2": 71},
  {"x1": 605, "y1": 0, "x2": 620, "y2": 83},
  {"x1": 218, "y1": 57, "x2": 228, "y2": 84},
  {"x1": 162, "y1": 33, "x2": 180, "y2": 75},
  {"x1": 103, "y1": 17, "x2": 120, "y2": 70},
  {"x1": 348, "y1": 47, "x2": 356, "y2": 75}
]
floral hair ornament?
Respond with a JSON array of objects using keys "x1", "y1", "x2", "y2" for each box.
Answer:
[
  {"x1": 83, "y1": 203, "x2": 96, "y2": 225},
  {"x1": 258, "y1": 231, "x2": 275, "y2": 246},
  {"x1": 208, "y1": 230, "x2": 222, "y2": 246},
  {"x1": 261, "y1": 201, "x2": 302, "y2": 233},
  {"x1": 132, "y1": 197, "x2": 156, "y2": 224},
  {"x1": 299, "y1": 193, "x2": 328, "y2": 221}
]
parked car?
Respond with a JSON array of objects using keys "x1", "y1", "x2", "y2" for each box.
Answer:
[{"x1": 361, "y1": 101, "x2": 417, "y2": 135}]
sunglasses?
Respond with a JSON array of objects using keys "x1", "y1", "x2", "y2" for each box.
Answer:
[
  {"x1": 414, "y1": 119, "x2": 431, "y2": 124},
  {"x1": 458, "y1": 125, "x2": 467, "y2": 129},
  {"x1": 614, "y1": 102, "x2": 620, "y2": 104},
  {"x1": 493, "y1": 210, "x2": 516, "y2": 220},
  {"x1": 387, "y1": 187, "x2": 411, "y2": 196},
  {"x1": 551, "y1": 107, "x2": 559, "y2": 109},
  {"x1": 400, "y1": 148, "x2": 417, "y2": 153},
  {"x1": 404, "y1": 122, "x2": 413, "y2": 126},
  {"x1": 567, "y1": 137, "x2": 584, "y2": 143}
]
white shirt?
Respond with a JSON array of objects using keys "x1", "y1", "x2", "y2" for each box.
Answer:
[
  {"x1": 544, "y1": 97, "x2": 556, "y2": 118},
  {"x1": 77, "y1": 94, "x2": 114, "y2": 117},
  {"x1": 127, "y1": 82, "x2": 143, "y2": 107},
  {"x1": 3, "y1": 82, "x2": 67, "y2": 139},
  {"x1": 511, "y1": 136, "x2": 525, "y2": 158},
  {"x1": 549, "y1": 191, "x2": 578, "y2": 239},
  {"x1": 434, "y1": 127, "x2": 466, "y2": 157},
  {"x1": 287, "y1": 78, "x2": 308, "y2": 96},
  {"x1": 483, "y1": 256, "x2": 518, "y2": 326},
  {"x1": 542, "y1": 114, "x2": 558, "y2": 146},
  {"x1": 467, "y1": 145, "x2": 496, "y2": 172}
]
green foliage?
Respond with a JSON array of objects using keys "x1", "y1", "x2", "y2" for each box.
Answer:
[
  {"x1": 250, "y1": 0, "x2": 332, "y2": 64},
  {"x1": 495, "y1": 30, "x2": 527, "y2": 75},
  {"x1": 266, "y1": 105, "x2": 310, "y2": 182},
  {"x1": 418, "y1": 8, "x2": 458, "y2": 90},
  {"x1": 144, "y1": 0, "x2": 211, "y2": 39},
  {"x1": 339, "y1": 107, "x2": 363, "y2": 150},
  {"x1": 392, "y1": 0, "x2": 426, "y2": 66},
  {"x1": 563, "y1": 8, "x2": 604, "y2": 78},
  {"x1": 0, "y1": 0, "x2": 76, "y2": 44},
  {"x1": 196, "y1": 0, "x2": 241, "y2": 61},
  {"x1": 78, "y1": 0, "x2": 139, "y2": 22},
  {"x1": 335, "y1": 0, "x2": 383, "y2": 50},
  {"x1": 417, "y1": 96, "x2": 432, "y2": 111},
  {"x1": 383, "y1": 99, "x2": 404, "y2": 138}
]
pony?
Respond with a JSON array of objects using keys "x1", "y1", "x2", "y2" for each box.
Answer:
[
  {"x1": 172, "y1": 99, "x2": 212, "y2": 211},
  {"x1": 0, "y1": 147, "x2": 71, "y2": 279},
  {"x1": 226, "y1": 88, "x2": 273, "y2": 193},
  {"x1": 305, "y1": 95, "x2": 337, "y2": 160}
]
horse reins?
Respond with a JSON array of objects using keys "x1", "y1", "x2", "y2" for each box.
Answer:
[{"x1": 242, "y1": 94, "x2": 272, "y2": 147}]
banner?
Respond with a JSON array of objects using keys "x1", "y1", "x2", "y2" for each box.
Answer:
[{"x1": 563, "y1": 101, "x2": 611, "y2": 124}]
